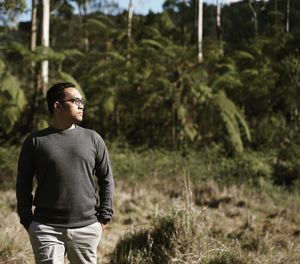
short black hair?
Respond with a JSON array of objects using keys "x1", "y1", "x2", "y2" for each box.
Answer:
[{"x1": 46, "y1": 82, "x2": 76, "y2": 114}]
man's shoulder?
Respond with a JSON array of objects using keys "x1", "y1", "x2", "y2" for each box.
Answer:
[
  {"x1": 77, "y1": 126, "x2": 103, "y2": 141},
  {"x1": 25, "y1": 127, "x2": 53, "y2": 140},
  {"x1": 21, "y1": 127, "x2": 54, "y2": 148}
]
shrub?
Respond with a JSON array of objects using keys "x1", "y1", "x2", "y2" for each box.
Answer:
[
  {"x1": 218, "y1": 151, "x2": 273, "y2": 185},
  {"x1": 272, "y1": 141, "x2": 300, "y2": 187},
  {"x1": 0, "y1": 146, "x2": 19, "y2": 189},
  {"x1": 109, "y1": 205, "x2": 247, "y2": 264},
  {"x1": 110, "y1": 208, "x2": 207, "y2": 264}
]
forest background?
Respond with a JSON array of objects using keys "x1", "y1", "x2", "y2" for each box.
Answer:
[{"x1": 0, "y1": 0, "x2": 300, "y2": 263}]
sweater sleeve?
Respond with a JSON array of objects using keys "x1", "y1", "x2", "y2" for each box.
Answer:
[
  {"x1": 94, "y1": 136, "x2": 114, "y2": 225},
  {"x1": 16, "y1": 136, "x2": 35, "y2": 230}
]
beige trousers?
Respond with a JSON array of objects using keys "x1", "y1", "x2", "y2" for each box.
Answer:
[{"x1": 28, "y1": 221, "x2": 102, "y2": 264}]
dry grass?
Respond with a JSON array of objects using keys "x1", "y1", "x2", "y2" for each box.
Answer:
[
  {"x1": 1, "y1": 148, "x2": 300, "y2": 263},
  {"x1": 0, "y1": 190, "x2": 33, "y2": 264},
  {"x1": 1, "y1": 181, "x2": 300, "y2": 264},
  {"x1": 109, "y1": 179, "x2": 300, "y2": 264}
]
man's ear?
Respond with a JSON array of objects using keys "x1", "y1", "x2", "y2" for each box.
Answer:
[{"x1": 53, "y1": 101, "x2": 63, "y2": 112}]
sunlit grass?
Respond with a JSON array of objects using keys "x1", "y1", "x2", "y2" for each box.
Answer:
[{"x1": 1, "y1": 147, "x2": 300, "y2": 263}]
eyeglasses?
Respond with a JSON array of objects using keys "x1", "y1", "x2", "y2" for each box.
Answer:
[{"x1": 61, "y1": 98, "x2": 85, "y2": 107}]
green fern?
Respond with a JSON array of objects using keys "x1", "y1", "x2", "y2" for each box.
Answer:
[
  {"x1": 212, "y1": 73, "x2": 242, "y2": 90},
  {"x1": 142, "y1": 26, "x2": 161, "y2": 37},
  {"x1": 140, "y1": 39, "x2": 164, "y2": 50},
  {"x1": 62, "y1": 49, "x2": 83, "y2": 57},
  {"x1": 84, "y1": 18, "x2": 107, "y2": 30},
  {"x1": 105, "y1": 51, "x2": 126, "y2": 62},
  {"x1": 234, "y1": 51, "x2": 255, "y2": 61},
  {"x1": 177, "y1": 105, "x2": 198, "y2": 141},
  {"x1": 214, "y1": 90, "x2": 251, "y2": 153}
]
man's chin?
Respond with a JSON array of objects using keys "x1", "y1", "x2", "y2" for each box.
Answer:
[{"x1": 74, "y1": 118, "x2": 83, "y2": 124}]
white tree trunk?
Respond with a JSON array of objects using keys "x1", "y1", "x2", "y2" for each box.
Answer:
[
  {"x1": 198, "y1": 0, "x2": 203, "y2": 63},
  {"x1": 248, "y1": 0, "x2": 257, "y2": 35},
  {"x1": 286, "y1": 0, "x2": 290, "y2": 32},
  {"x1": 31, "y1": 0, "x2": 37, "y2": 75},
  {"x1": 31, "y1": 0, "x2": 37, "y2": 52},
  {"x1": 83, "y1": 0, "x2": 89, "y2": 52},
  {"x1": 41, "y1": 0, "x2": 50, "y2": 93},
  {"x1": 127, "y1": 0, "x2": 134, "y2": 61},
  {"x1": 128, "y1": 0, "x2": 133, "y2": 40},
  {"x1": 216, "y1": 0, "x2": 222, "y2": 40}
]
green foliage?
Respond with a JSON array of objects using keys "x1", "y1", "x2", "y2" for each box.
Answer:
[
  {"x1": 84, "y1": 18, "x2": 107, "y2": 30},
  {"x1": 0, "y1": 146, "x2": 19, "y2": 189},
  {"x1": 0, "y1": 59, "x2": 26, "y2": 136},
  {"x1": 218, "y1": 150, "x2": 273, "y2": 185},
  {"x1": 110, "y1": 144, "x2": 275, "y2": 191},
  {"x1": 214, "y1": 90, "x2": 251, "y2": 153},
  {"x1": 0, "y1": 0, "x2": 26, "y2": 24},
  {"x1": 1, "y1": 0, "x2": 300, "y2": 156},
  {"x1": 278, "y1": 55, "x2": 300, "y2": 120},
  {"x1": 273, "y1": 142, "x2": 300, "y2": 187},
  {"x1": 253, "y1": 115, "x2": 286, "y2": 149}
]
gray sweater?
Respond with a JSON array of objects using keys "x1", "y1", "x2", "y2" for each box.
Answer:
[{"x1": 16, "y1": 126, "x2": 114, "y2": 229}]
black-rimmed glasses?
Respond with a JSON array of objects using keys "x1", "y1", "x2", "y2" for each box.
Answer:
[{"x1": 61, "y1": 98, "x2": 85, "y2": 107}]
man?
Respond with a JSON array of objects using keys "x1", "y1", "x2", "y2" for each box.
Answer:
[{"x1": 16, "y1": 82, "x2": 114, "y2": 263}]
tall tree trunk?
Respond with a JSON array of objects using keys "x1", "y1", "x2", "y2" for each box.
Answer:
[
  {"x1": 31, "y1": 0, "x2": 38, "y2": 89},
  {"x1": 216, "y1": 0, "x2": 222, "y2": 41},
  {"x1": 248, "y1": 0, "x2": 258, "y2": 35},
  {"x1": 128, "y1": 0, "x2": 133, "y2": 40},
  {"x1": 31, "y1": 0, "x2": 37, "y2": 53},
  {"x1": 41, "y1": 0, "x2": 50, "y2": 94},
  {"x1": 286, "y1": 0, "x2": 290, "y2": 32},
  {"x1": 31, "y1": 0, "x2": 39, "y2": 118},
  {"x1": 127, "y1": 0, "x2": 133, "y2": 61},
  {"x1": 198, "y1": 0, "x2": 203, "y2": 63},
  {"x1": 21, "y1": 0, "x2": 39, "y2": 133},
  {"x1": 83, "y1": 0, "x2": 89, "y2": 52}
]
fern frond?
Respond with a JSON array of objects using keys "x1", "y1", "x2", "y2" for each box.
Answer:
[
  {"x1": 93, "y1": 14, "x2": 115, "y2": 27},
  {"x1": 215, "y1": 90, "x2": 251, "y2": 153},
  {"x1": 7, "y1": 42, "x2": 31, "y2": 58},
  {"x1": 141, "y1": 39, "x2": 164, "y2": 50},
  {"x1": 156, "y1": 77, "x2": 173, "y2": 93},
  {"x1": 62, "y1": 49, "x2": 83, "y2": 57},
  {"x1": 212, "y1": 73, "x2": 242, "y2": 90},
  {"x1": 234, "y1": 51, "x2": 255, "y2": 61},
  {"x1": 85, "y1": 18, "x2": 107, "y2": 30},
  {"x1": 143, "y1": 26, "x2": 161, "y2": 37},
  {"x1": 160, "y1": 12, "x2": 175, "y2": 30},
  {"x1": 216, "y1": 63, "x2": 236, "y2": 73},
  {"x1": 34, "y1": 46, "x2": 65, "y2": 62},
  {"x1": 177, "y1": 105, "x2": 197, "y2": 141},
  {"x1": 105, "y1": 51, "x2": 126, "y2": 62},
  {"x1": 241, "y1": 69, "x2": 259, "y2": 79}
]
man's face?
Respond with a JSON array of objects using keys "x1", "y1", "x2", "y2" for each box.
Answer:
[{"x1": 59, "y1": 87, "x2": 85, "y2": 123}]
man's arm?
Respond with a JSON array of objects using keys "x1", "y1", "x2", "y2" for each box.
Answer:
[
  {"x1": 95, "y1": 137, "x2": 114, "y2": 225},
  {"x1": 16, "y1": 136, "x2": 35, "y2": 230}
]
